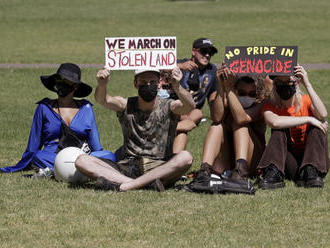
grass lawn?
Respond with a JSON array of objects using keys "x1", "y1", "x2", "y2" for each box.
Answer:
[
  {"x1": 0, "y1": 0, "x2": 330, "y2": 64},
  {"x1": 1, "y1": 0, "x2": 330, "y2": 247},
  {"x1": 1, "y1": 68, "x2": 330, "y2": 247}
]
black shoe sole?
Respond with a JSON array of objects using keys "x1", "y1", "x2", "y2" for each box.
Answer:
[
  {"x1": 305, "y1": 178, "x2": 323, "y2": 188},
  {"x1": 191, "y1": 179, "x2": 256, "y2": 195},
  {"x1": 259, "y1": 181, "x2": 285, "y2": 190},
  {"x1": 295, "y1": 180, "x2": 305, "y2": 187}
]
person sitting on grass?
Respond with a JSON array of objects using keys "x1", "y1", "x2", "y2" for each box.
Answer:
[
  {"x1": 0, "y1": 63, "x2": 116, "y2": 178},
  {"x1": 173, "y1": 38, "x2": 218, "y2": 153},
  {"x1": 158, "y1": 69, "x2": 200, "y2": 154},
  {"x1": 74, "y1": 67, "x2": 195, "y2": 192},
  {"x1": 258, "y1": 65, "x2": 329, "y2": 189},
  {"x1": 193, "y1": 66, "x2": 270, "y2": 183}
]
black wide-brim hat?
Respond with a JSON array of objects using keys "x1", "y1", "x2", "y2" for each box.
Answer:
[{"x1": 40, "y1": 63, "x2": 92, "y2": 98}]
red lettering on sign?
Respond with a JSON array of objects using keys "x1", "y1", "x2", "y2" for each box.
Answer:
[{"x1": 283, "y1": 60, "x2": 292, "y2": 73}]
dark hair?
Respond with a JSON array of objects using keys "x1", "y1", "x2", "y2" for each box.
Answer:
[
  {"x1": 235, "y1": 75, "x2": 269, "y2": 103},
  {"x1": 235, "y1": 76, "x2": 255, "y2": 86},
  {"x1": 160, "y1": 70, "x2": 173, "y2": 83}
]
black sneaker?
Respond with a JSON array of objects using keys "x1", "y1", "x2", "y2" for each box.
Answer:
[
  {"x1": 95, "y1": 177, "x2": 121, "y2": 191},
  {"x1": 304, "y1": 165, "x2": 323, "y2": 188},
  {"x1": 259, "y1": 165, "x2": 285, "y2": 190}
]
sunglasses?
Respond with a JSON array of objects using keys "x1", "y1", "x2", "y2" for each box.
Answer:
[
  {"x1": 161, "y1": 84, "x2": 172, "y2": 90},
  {"x1": 237, "y1": 90, "x2": 256, "y2": 98},
  {"x1": 55, "y1": 76, "x2": 75, "y2": 86},
  {"x1": 199, "y1": 48, "x2": 215, "y2": 57}
]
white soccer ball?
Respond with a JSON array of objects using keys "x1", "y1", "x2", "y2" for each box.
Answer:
[{"x1": 54, "y1": 147, "x2": 89, "y2": 184}]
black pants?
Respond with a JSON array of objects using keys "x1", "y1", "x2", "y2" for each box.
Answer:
[{"x1": 258, "y1": 126, "x2": 329, "y2": 179}]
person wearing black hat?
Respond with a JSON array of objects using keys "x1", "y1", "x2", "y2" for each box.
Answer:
[
  {"x1": 0, "y1": 63, "x2": 116, "y2": 177},
  {"x1": 171, "y1": 38, "x2": 219, "y2": 153}
]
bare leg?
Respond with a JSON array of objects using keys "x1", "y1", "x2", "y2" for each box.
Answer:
[
  {"x1": 233, "y1": 126, "x2": 254, "y2": 165},
  {"x1": 212, "y1": 126, "x2": 234, "y2": 175},
  {"x1": 186, "y1": 108, "x2": 203, "y2": 124},
  {"x1": 202, "y1": 123, "x2": 223, "y2": 165},
  {"x1": 120, "y1": 150, "x2": 193, "y2": 191},
  {"x1": 173, "y1": 109, "x2": 203, "y2": 153},
  {"x1": 75, "y1": 154, "x2": 133, "y2": 184},
  {"x1": 173, "y1": 132, "x2": 189, "y2": 154}
]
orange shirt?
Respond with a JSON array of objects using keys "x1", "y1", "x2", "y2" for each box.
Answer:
[{"x1": 262, "y1": 95, "x2": 313, "y2": 153}]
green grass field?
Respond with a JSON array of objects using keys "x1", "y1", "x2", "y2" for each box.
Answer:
[{"x1": 1, "y1": 0, "x2": 330, "y2": 247}]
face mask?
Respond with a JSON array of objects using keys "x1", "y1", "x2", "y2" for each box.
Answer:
[
  {"x1": 157, "y1": 89, "x2": 170, "y2": 99},
  {"x1": 238, "y1": 96, "x2": 256, "y2": 109},
  {"x1": 54, "y1": 82, "x2": 74, "y2": 97},
  {"x1": 276, "y1": 84, "x2": 296, "y2": 100},
  {"x1": 138, "y1": 84, "x2": 158, "y2": 102}
]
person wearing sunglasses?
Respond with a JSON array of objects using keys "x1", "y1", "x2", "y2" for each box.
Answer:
[
  {"x1": 258, "y1": 65, "x2": 328, "y2": 189},
  {"x1": 0, "y1": 63, "x2": 116, "y2": 177},
  {"x1": 173, "y1": 38, "x2": 218, "y2": 153}
]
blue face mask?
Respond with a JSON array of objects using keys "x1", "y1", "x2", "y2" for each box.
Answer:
[{"x1": 157, "y1": 89, "x2": 170, "y2": 99}]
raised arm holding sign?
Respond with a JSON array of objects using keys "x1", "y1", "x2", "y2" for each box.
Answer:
[
  {"x1": 224, "y1": 46, "x2": 298, "y2": 76},
  {"x1": 74, "y1": 36, "x2": 195, "y2": 192},
  {"x1": 105, "y1": 37, "x2": 177, "y2": 70}
]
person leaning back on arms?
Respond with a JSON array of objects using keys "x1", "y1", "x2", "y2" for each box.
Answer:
[{"x1": 74, "y1": 67, "x2": 195, "y2": 191}]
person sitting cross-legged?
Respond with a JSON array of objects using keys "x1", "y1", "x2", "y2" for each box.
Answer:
[{"x1": 75, "y1": 67, "x2": 195, "y2": 192}]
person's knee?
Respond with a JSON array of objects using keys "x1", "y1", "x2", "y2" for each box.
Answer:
[
  {"x1": 177, "y1": 150, "x2": 193, "y2": 168},
  {"x1": 75, "y1": 154, "x2": 91, "y2": 170}
]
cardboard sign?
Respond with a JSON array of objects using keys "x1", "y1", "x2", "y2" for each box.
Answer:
[
  {"x1": 105, "y1": 37, "x2": 177, "y2": 70},
  {"x1": 224, "y1": 46, "x2": 298, "y2": 76}
]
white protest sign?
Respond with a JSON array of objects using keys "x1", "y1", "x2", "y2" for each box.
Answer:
[{"x1": 105, "y1": 36, "x2": 177, "y2": 70}]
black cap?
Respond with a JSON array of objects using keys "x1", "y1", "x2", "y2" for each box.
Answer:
[{"x1": 193, "y1": 38, "x2": 218, "y2": 55}]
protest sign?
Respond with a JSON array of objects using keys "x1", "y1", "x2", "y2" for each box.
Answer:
[
  {"x1": 224, "y1": 46, "x2": 298, "y2": 76},
  {"x1": 105, "y1": 37, "x2": 177, "y2": 70}
]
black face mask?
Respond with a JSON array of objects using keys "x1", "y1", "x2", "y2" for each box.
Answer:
[
  {"x1": 138, "y1": 84, "x2": 158, "y2": 102},
  {"x1": 54, "y1": 82, "x2": 75, "y2": 97},
  {"x1": 276, "y1": 84, "x2": 296, "y2": 100}
]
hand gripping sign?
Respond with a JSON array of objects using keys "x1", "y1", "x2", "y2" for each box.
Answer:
[
  {"x1": 105, "y1": 37, "x2": 177, "y2": 70},
  {"x1": 224, "y1": 46, "x2": 298, "y2": 76}
]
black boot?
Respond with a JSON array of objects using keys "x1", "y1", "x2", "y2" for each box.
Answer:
[
  {"x1": 304, "y1": 165, "x2": 323, "y2": 188},
  {"x1": 231, "y1": 159, "x2": 249, "y2": 180},
  {"x1": 259, "y1": 164, "x2": 285, "y2": 190},
  {"x1": 193, "y1": 162, "x2": 212, "y2": 181}
]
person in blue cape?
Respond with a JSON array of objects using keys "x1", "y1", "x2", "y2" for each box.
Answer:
[{"x1": 0, "y1": 63, "x2": 116, "y2": 177}]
